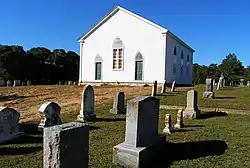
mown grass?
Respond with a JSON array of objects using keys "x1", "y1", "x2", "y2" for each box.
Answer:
[
  {"x1": 1, "y1": 85, "x2": 250, "y2": 167},
  {"x1": 157, "y1": 85, "x2": 250, "y2": 110}
]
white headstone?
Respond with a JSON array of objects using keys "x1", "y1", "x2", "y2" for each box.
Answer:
[
  {"x1": 13, "y1": 80, "x2": 21, "y2": 86},
  {"x1": 217, "y1": 77, "x2": 223, "y2": 90},
  {"x1": 0, "y1": 107, "x2": 23, "y2": 143},
  {"x1": 113, "y1": 96, "x2": 166, "y2": 168},
  {"x1": 171, "y1": 81, "x2": 176, "y2": 92},
  {"x1": 77, "y1": 85, "x2": 96, "y2": 121},
  {"x1": 27, "y1": 81, "x2": 31, "y2": 86},
  {"x1": 247, "y1": 81, "x2": 250, "y2": 86},
  {"x1": 161, "y1": 80, "x2": 167, "y2": 93},
  {"x1": 203, "y1": 78, "x2": 214, "y2": 99},
  {"x1": 7, "y1": 80, "x2": 11, "y2": 87},
  {"x1": 44, "y1": 122, "x2": 89, "y2": 168},
  {"x1": 240, "y1": 79, "x2": 244, "y2": 86},
  {"x1": 151, "y1": 80, "x2": 157, "y2": 96},
  {"x1": 174, "y1": 108, "x2": 184, "y2": 129},
  {"x1": 38, "y1": 102, "x2": 62, "y2": 130},
  {"x1": 183, "y1": 90, "x2": 200, "y2": 119}
]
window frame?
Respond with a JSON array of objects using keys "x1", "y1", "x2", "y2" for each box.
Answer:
[{"x1": 112, "y1": 37, "x2": 124, "y2": 71}]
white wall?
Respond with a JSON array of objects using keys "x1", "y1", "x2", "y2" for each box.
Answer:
[
  {"x1": 80, "y1": 9, "x2": 165, "y2": 83},
  {"x1": 165, "y1": 35, "x2": 193, "y2": 84}
]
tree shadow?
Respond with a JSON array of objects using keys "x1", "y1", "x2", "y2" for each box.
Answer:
[
  {"x1": 0, "y1": 95, "x2": 29, "y2": 102},
  {"x1": 0, "y1": 146, "x2": 42, "y2": 155},
  {"x1": 95, "y1": 117, "x2": 125, "y2": 122},
  {"x1": 198, "y1": 112, "x2": 228, "y2": 119},
  {"x1": 156, "y1": 94, "x2": 175, "y2": 97},
  {"x1": 20, "y1": 123, "x2": 40, "y2": 135},
  {"x1": 213, "y1": 96, "x2": 236, "y2": 99},
  {"x1": 184, "y1": 124, "x2": 204, "y2": 128},
  {"x1": 147, "y1": 140, "x2": 227, "y2": 168},
  {"x1": 88, "y1": 125, "x2": 100, "y2": 130},
  {"x1": 1, "y1": 135, "x2": 43, "y2": 145},
  {"x1": 173, "y1": 129, "x2": 193, "y2": 133}
]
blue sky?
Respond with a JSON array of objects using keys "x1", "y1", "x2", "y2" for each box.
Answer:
[{"x1": 1, "y1": 0, "x2": 250, "y2": 66}]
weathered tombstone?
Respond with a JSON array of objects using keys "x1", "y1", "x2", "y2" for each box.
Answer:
[
  {"x1": 27, "y1": 81, "x2": 31, "y2": 86},
  {"x1": 217, "y1": 77, "x2": 223, "y2": 90},
  {"x1": 247, "y1": 81, "x2": 250, "y2": 86},
  {"x1": 151, "y1": 80, "x2": 157, "y2": 96},
  {"x1": 174, "y1": 108, "x2": 184, "y2": 129},
  {"x1": 203, "y1": 78, "x2": 214, "y2": 99},
  {"x1": 68, "y1": 81, "x2": 73, "y2": 85},
  {"x1": 0, "y1": 107, "x2": 23, "y2": 143},
  {"x1": 21, "y1": 81, "x2": 26, "y2": 86},
  {"x1": 13, "y1": 80, "x2": 21, "y2": 86},
  {"x1": 44, "y1": 122, "x2": 89, "y2": 168},
  {"x1": 240, "y1": 79, "x2": 244, "y2": 86},
  {"x1": 58, "y1": 81, "x2": 62, "y2": 85},
  {"x1": 183, "y1": 90, "x2": 200, "y2": 119},
  {"x1": 0, "y1": 79, "x2": 5, "y2": 86},
  {"x1": 113, "y1": 96, "x2": 166, "y2": 168},
  {"x1": 77, "y1": 85, "x2": 96, "y2": 121},
  {"x1": 171, "y1": 81, "x2": 176, "y2": 92},
  {"x1": 7, "y1": 80, "x2": 11, "y2": 87},
  {"x1": 109, "y1": 92, "x2": 126, "y2": 114},
  {"x1": 73, "y1": 81, "x2": 77, "y2": 85},
  {"x1": 161, "y1": 80, "x2": 167, "y2": 93},
  {"x1": 38, "y1": 102, "x2": 62, "y2": 130},
  {"x1": 163, "y1": 114, "x2": 173, "y2": 134}
]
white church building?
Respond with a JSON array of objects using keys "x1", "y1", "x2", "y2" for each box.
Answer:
[{"x1": 78, "y1": 6, "x2": 194, "y2": 85}]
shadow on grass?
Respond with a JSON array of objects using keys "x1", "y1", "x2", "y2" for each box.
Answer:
[
  {"x1": 199, "y1": 112, "x2": 228, "y2": 119},
  {"x1": 156, "y1": 94, "x2": 175, "y2": 97},
  {"x1": 20, "y1": 123, "x2": 40, "y2": 135},
  {"x1": 173, "y1": 129, "x2": 193, "y2": 133},
  {"x1": 0, "y1": 146, "x2": 42, "y2": 155},
  {"x1": 184, "y1": 124, "x2": 204, "y2": 128},
  {"x1": 0, "y1": 95, "x2": 29, "y2": 102},
  {"x1": 149, "y1": 140, "x2": 227, "y2": 168},
  {"x1": 214, "y1": 96, "x2": 236, "y2": 99},
  {"x1": 95, "y1": 117, "x2": 125, "y2": 122},
  {"x1": 1, "y1": 135, "x2": 43, "y2": 145}
]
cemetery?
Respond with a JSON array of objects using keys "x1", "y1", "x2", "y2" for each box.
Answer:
[{"x1": 0, "y1": 83, "x2": 250, "y2": 168}]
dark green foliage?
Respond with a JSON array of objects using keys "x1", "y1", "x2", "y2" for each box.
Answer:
[{"x1": 0, "y1": 45, "x2": 79, "y2": 84}]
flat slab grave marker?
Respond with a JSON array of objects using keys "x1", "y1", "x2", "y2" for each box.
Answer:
[
  {"x1": 38, "y1": 102, "x2": 62, "y2": 130},
  {"x1": 44, "y1": 122, "x2": 89, "y2": 168},
  {"x1": 113, "y1": 96, "x2": 166, "y2": 168}
]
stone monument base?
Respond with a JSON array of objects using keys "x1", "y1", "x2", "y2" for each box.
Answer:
[
  {"x1": 109, "y1": 108, "x2": 126, "y2": 114},
  {"x1": 77, "y1": 113, "x2": 96, "y2": 122},
  {"x1": 113, "y1": 134, "x2": 166, "y2": 168},
  {"x1": 203, "y1": 92, "x2": 214, "y2": 99},
  {"x1": 183, "y1": 108, "x2": 200, "y2": 119}
]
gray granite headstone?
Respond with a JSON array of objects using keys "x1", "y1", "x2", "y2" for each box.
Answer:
[
  {"x1": 183, "y1": 90, "x2": 200, "y2": 119},
  {"x1": 161, "y1": 80, "x2": 167, "y2": 93},
  {"x1": 44, "y1": 122, "x2": 89, "y2": 168},
  {"x1": 113, "y1": 96, "x2": 166, "y2": 168},
  {"x1": 203, "y1": 78, "x2": 214, "y2": 99},
  {"x1": 151, "y1": 80, "x2": 157, "y2": 96},
  {"x1": 38, "y1": 102, "x2": 62, "y2": 130},
  {"x1": 110, "y1": 92, "x2": 126, "y2": 114},
  {"x1": 171, "y1": 81, "x2": 176, "y2": 92},
  {"x1": 77, "y1": 85, "x2": 96, "y2": 121},
  {"x1": 0, "y1": 107, "x2": 23, "y2": 143}
]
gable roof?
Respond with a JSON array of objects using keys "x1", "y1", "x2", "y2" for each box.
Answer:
[{"x1": 78, "y1": 6, "x2": 194, "y2": 52}]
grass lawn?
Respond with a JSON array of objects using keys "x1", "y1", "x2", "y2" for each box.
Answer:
[
  {"x1": 157, "y1": 85, "x2": 250, "y2": 110},
  {"x1": 0, "y1": 85, "x2": 250, "y2": 167}
]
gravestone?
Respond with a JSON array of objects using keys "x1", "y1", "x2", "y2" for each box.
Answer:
[
  {"x1": 240, "y1": 79, "x2": 244, "y2": 86},
  {"x1": 174, "y1": 108, "x2": 184, "y2": 129},
  {"x1": 163, "y1": 114, "x2": 173, "y2": 134},
  {"x1": 247, "y1": 81, "x2": 250, "y2": 86},
  {"x1": 217, "y1": 77, "x2": 223, "y2": 90},
  {"x1": 58, "y1": 81, "x2": 62, "y2": 85},
  {"x1": 151, "y1": 80, "x2": 157, "y2": 96},
  {"x1": 38, "y1": 102, "x2": 62, "y2": 130},
  {"x1": 13, "y1": 80, "x2": 21, "y2": 86},
  {"x1": 171, "y1": 81, "x2": 176, "y2": 92},
  {"x1": 183, "y1": 90, "x2": 200, "y2": 119},
  {"x1": 73, "y1": 82, "x2": 77, "y2": 85},
  {"x1": 161, "y1": 80, "x2": 167, "y2": 93},
  {"x1": 7, "y1": 80, "x2": 11, "y2": 87},
  {"x1": 0, "y1": 79, "x2": 5, "y2": 86},
  {"x1": 21, "y1": 81, "x2": 26, "y2": 86},
  {"x1": 110, "y1": 92, "x2": 126, "y2": 114},
  {"x1": 113, "y1": 96, "x2": 166, "y2": 168},
  {"x1": 77, "y1": 85, "x2": 96, "y2": 121},
  {"x1": 203, "y1": 78, "x2": 214, "y2": 99},
  {"x1": 68, "y1": 81, "x2": 73, "y2": 85},
  {"x1": 0, "y1": 107, "x2": 23, "y2": 143},
  {"x1": 27, "y1": 81, "x2": 31, "y2": 86},
  {"x1": 44, "y1": 122, "x2": 89, "y2": 168}
]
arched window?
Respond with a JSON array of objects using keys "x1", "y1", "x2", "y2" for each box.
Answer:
[
  {"x1": 173, "y1": 46, "x2": 177, "y2": 55},
  {"x1": 181, "y1": 51, "x2": 184, "y2": 76},
  {"x1": 95, "y1": 54, "x2": 102, "y2": 62},
  {"x1": 181, "y1": 51, "x2": 184, "y2": 59},
  {"x1": 112, "y1": 37, "x2": 124, "y2": 70},
  {"x1": 94, "y1": 54, "x2": 102, "y2": 80},
  {"x1": 135, "y1": 52, "x2": 143, "y2": 80}
]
